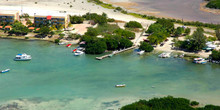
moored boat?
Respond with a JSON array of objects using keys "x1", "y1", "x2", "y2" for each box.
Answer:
[
  {"x1": 66, "y1": 44, "x2": 72, "y2": 47},
  {"x1": 193, "y1": 58, "x2": 207, "y2": 64},
  {"x1": 158, "y1": 52, "x2": 171, "y2": 58},
  {"x1": 137, "y1": 50, "x2": 145, "y2": 55},
  {"x1": 1, "y1": 69, "x2": 10, "y2": 73},
  {"x1": 14, "y1": 53, "x2": 31, "y2": 61},
  {"x1": 115, "y1": 84, "x2": 126, "y2": 87},
  {"x1": 74, "y1": 50, "x2": 84, "y2": 56}
]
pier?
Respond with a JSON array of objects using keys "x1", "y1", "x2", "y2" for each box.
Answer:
[{"x1": 96, "y1": 46, "x2": 137, "y2": 60}]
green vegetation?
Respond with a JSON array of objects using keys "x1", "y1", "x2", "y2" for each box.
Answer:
[
  {"x1": 113, "y1": 28, "x2": 135, "y2": 39},
  {"x1": 190, "y1": 101, "x2": 199, "y2": 106},
  {"x1": 174, "y1": 28, "x2": 207, "y2": 51},
  {"x1": 139, "y1": 42, "x2": 154, "y2": 52},
  {"x1": 70, "y1": 15, "x2": 84, "y2": 24},
  {"x1": 146, "y1": 19, "x2": 172, "y2": 44},
  {"x1": 38, "y1": 26, "x2": 51, "y2": 36},
  {"x1": 156, "y1": 18, "x2": 175, "y2": 34},
  {"x1": 148, "y1": 32, "x2": 169, "y2": 44},
  {"x1": 210, "y1": 49, "x2": 220, "y2": 61},
  {"x1": 121, "y1": 96, "x2": 220, "y2": 110},
  {"x1": 83, "y1": 13, "x2": 107, "y2": 25},
  {"x1": 146, "y1": 24, "x2": 166, "y2": 34},
  {"x1": 185, "y1": 27, "x2": 191, "y2": 35},
  {"x1": 54, "y1": 39, "x2": 60, "y2": 43},
  {"x1": 88, "y1": 0, "x2": 220, "y2": 29},
  {"x1": 174, "y1": 27, "x2": 184, "y2": 37},
  {"x1": 85, "y1": 37, "x2": 107, "y2": 54},
  {"x1": 216, "y1": 27, "x2": 220, "y2": 40},
  {"x1": 125, "y1": 21, "x2": 143, "y2": 28},
  {"x1": 206, "y1": 0, "x2": 220, "y2": 9},
  {"x1": 95, "y1": 24, "x2": 120, "y2": 35},
  {"x1": 8, "y1": 22, "x2": 29, "y2": 36}
]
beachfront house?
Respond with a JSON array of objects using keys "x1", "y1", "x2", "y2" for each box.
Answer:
[
  {"x1": 34, "y1": 14, "x2": 70, "y2": 29},
  {"x1": 0, "y1": 10, "x2": 20, "y2": 25}
]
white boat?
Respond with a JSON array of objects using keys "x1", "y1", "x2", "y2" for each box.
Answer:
[
  {"x1": 137, "y1": 50, "x2": 145, "y2": 55},
  {"x1": 58, "y1": 42, "x2": 65, "y2": 45},
  {"x1": 158, "y1": 52, "x2": 171, "y2": 58},
  {"x1": 14, "y1": 53, "x2": 31, "y2": 61},
  {"x1": 193, "y1": 58, "x2": 207, "y2": 64},
  {"x1": 115, "y1": 84, "x2": 126, "y2": 87},
  {"x1": 74, "y1": 50, "x2": 84, "y2": 56},
  {"x1": 1, "y1": 69, "x2": 10, "y2": 73}
]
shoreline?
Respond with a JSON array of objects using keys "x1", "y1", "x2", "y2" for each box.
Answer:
[{"x1": 200, "y1": 2, "x2": 220, "y2": 15}]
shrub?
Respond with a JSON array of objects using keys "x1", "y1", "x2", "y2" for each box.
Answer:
[
  {"x1": 113, "y1": 28, "x2": 135, "y2": 39},
  {"x1": 190, "y1": 101, "x2": 199, "y2": 106},
  {"x1": 125, "y1": 21, "x2": 143, "y2": 28},
  {"x1": 70, "y1": 15, "x2": 84, "y2": 24},
  {"x1": 139, "y1": 42, "x2": 154, "y2": 52},
  {"x1": 55, "y1": 39, "x2": 60, "y2": 43},
  {"x1": 210, "y1": 50, "x2": 220, "y2": 61},
  {"x1": 184, "y1": 27, "x2": 191, "y2": 35},
  {"x1": 25, "y1": 37, "x2": 29, "y2": 39},
  {"x1": 146, "y1": 24, "x2": 166, "y2": 34},
  {"x1": 174, "y1": 27, "x2": 184, "y2": 37}
]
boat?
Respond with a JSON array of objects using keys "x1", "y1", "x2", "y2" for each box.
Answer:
[
  {"x1": 137, "y1": 50, "x2": 145, "y2": 55},
  {"x1": 14, "y1": 53, "x2": 31, "y2": 61},
  {"x1": 158, "y1": 52, "x2": 171, "y2": 58},
  {"x1": 1, "y1": 69, "x2": 10, "y2": 73},
  {"x1": 74, "y1": 50, "x2": 84, "y2": 56},
  {"x1": 58, "y1": 42, "x2": 65, "y2": 45},
  {"x1": 115, "y1": 84, "x2": 126, "y2": 87},
  {"x1": 66, "y1": 44, "x2": 72, "y2": 47},
  {"x1": 193, "y1": 58, "x2": 207, "y2": 64}
]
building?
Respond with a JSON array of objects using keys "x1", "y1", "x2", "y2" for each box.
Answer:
[
  {"x1": 34, "y1": 15, "x2": 70, "y2": 29},
  {"x1": 0, "y1": 10, "x2": 20, "y2": 25}
]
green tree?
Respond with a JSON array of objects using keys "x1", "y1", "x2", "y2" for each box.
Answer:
[
  {"x1": 118, "y1": 38, "x2": 133, "y2": 48},
  {"x1": 8, "y1": 22, "x2": 29, "y2": 36},
  {"x1": 139, "y1": 42, "x2": 154, "y2": 52},
  {"x1": 148, "y1": 32, "x2": 168, "y2": 44},
  {"x1": 184, "y1": 27, "x2": 191, "y2": 35},
  {"x1": 85, "y1": 28, "x2": 98, "y2": 37},
  {"x1": 156, "y1": 18, "x2": 175, "y2": 34},
  {"x1": 174, "y1": 27, "x2": 184, "y2": 37},
  {"x1": 85, "y1": 39, "x2": 107, "y2": 54},
  {"x1": 39, "y1": 26, "x2": 51, "y2": 35},
  {"x1": 146, "y1": 24, "x2": 165, "y2": 34},
  {"x1": 105, "y1": 35, "x2": 120, "y2": 50},
  {"x1": 70, "y1": 15, "x2": 84, "y2": 24},
  {"x1": 113, "y1": 28, "x2": 135, "y2": 39},
  {"x1": 216, "y1": 27, "x2": 220, "y2": 40},
  {"x1": 125, "y1": 21, "x2": 143, "y2": 28},
  {"x1": 190, "y1": 27, "x2": 206, "y2": 51},
  {"x1": 210, "y1": 50, "x2": 220, "y2": 61}
]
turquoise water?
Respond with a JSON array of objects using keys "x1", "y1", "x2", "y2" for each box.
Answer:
[{"x1": 0, "y1": 39, "x2": 220, "y2": 109}]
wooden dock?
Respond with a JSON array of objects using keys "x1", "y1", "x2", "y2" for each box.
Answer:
[{"x1": 96, "y1": 46, "x2": 137, "y2": 60}]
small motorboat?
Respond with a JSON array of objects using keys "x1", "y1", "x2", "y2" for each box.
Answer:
[
  {"x1": 74, "y1": 50, "x2": 84, "y2": 56},
  {"x1": 58, "y1": 42, "x2": 65, "y2": 45},
  {"x1": 115, "y1": 84, "x2": 126, "y2": 88},
  {"x1": 137, "y1": 50, "x2": 145, "y2": 55},
  {"x1": 14, "y1": 53, "x2": 31, "y2": 61},
  {"x1": 158, "y1": 52, "x2": 171, "y2": 58},
  {"x1": 66, "y1": 44, "x2": 72, "y2": 47},
  {"x1": 193, "y1": 58, "x2": 207, "y2": 64},
  {"x1": 1, "y1": 69, "x2": 10, "y2": 73}
]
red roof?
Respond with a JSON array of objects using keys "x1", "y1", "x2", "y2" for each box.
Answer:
[
  {"x1": 47, "y1": 16, "x2": 52, "y2": 20},
  {"x1": 0, "y1": 26, "x2": 3, "y2": 28},
  {"x1": 28, "y1": 27, "x2": 35, "y2": 30},
  {"x1": 36, "y1": 28, "x2": 40, "y2": 31},
  {"x1": 5, "y1": 26, "x2": 11, "y2": 28}
]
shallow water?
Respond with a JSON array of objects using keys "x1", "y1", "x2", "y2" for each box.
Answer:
[
  {"x1": 113, "y1": 0, "x2": 220, "y2": 24},
  {"x1": 0, "y1": 39, "x2": 220, "y2": 109}
]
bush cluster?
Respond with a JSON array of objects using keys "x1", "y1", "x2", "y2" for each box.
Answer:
[{"x1": 121, "y1": 96, "x2": 220, "y2": 110}]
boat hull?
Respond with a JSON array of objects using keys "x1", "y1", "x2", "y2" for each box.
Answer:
[{"x1": 14, "y1": 58, "x2": 31, "y2": 61}]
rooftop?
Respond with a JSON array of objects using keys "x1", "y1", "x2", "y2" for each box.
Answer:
[{"x1": 0, "y1": 10, "x2": 19, "y2": 15}]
